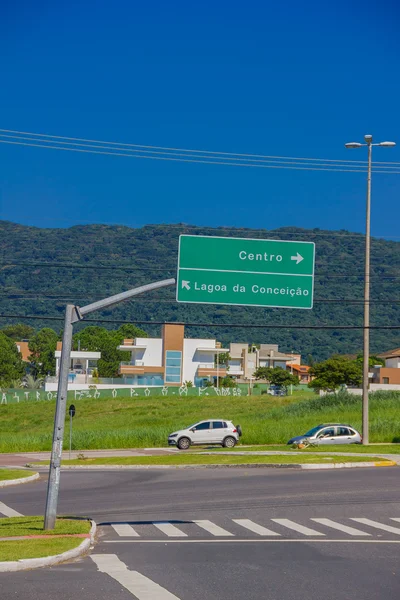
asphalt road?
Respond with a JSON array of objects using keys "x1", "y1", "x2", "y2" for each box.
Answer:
[{"x1": 2, "y1": 467, "x2": 400, "y2": 599}]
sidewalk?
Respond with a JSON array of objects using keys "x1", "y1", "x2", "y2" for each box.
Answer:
[{"x1": 0, "y1": 448, "x2": 178, "y2": 468}]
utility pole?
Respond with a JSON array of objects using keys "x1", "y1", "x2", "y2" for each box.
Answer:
[
  {"x1": 290, "y1": 350, "x2": 294, "y2": 396},
  {"x1": 44, "y1": 278, "x2": 175, "y2": 530},
  {"x1": 345, "y1": 136, "x2": 395, "y2": 444}
]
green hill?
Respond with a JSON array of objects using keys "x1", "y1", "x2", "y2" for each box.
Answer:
[{"x1": 0, "y1": 220, "x2": 399, "y2": 361}]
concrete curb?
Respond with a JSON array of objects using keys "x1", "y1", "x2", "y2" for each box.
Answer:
[
  {"x1": 0, "y1": 520, "x2": 96, "y2": 572},
  {"x1": 29, "y1": 461, "x2": 397, "y2": 471},
  {"x1": 0, "y1": 473, "x2": 40, "y2": 487},
  {"x1": 301, "y1": 460, "x2": 397, "y2": 470}
]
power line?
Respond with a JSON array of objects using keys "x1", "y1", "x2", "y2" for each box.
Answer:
[
  {"x1": 2, "y1": 138, "x2": 400, "y2": 174},
  {"x1": 0, "y1": 261, "x2": 172, "y2": 272},
  {"x1": 1, "y1": 295, "x2": 400, "y2": 304},
  {"x1": 0, "y1": 313, "x2": 399, "y2": 329},
  {"x1": 1, "y1": 127, "x2": 399, "y2": 166},
  {"x1": 1, "y1": 262, "x2": 399, "y2": 279},
  {"x1": 4, "y1": 133, "x2": 387, "y2": 169}
]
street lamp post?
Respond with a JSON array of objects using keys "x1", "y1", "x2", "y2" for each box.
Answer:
[
  {"x1": 43, "y1": 278, "x2": 176, "y2": 530},
  {"x1": 345, "y1": 135, "x2": 396, "y2": 445},
  {"x1": 290, "y1": 350, "x2": 294, "y2": 395}
]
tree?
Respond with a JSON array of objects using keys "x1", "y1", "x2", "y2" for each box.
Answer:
[
  {"x1": 308, "y1": 356, "x2": 362, "y2": 392},
  {"x1": 306, "y1": 354, "x2": 315, "y2": 367},
  {"x1": 356, "y1": 354, "x2": 384, "y2": 367},
  {"x1": 23, "y1": 374, "x2": 44, "y2": 389},
  {"x1": 254, "y1": 366, "x2": 299, "y2": 388},
  {"x1": 215, "y1": 352, "x2": 230, "y2": 371},
  {"x1": 28, "y1": 328, "x2": 59, "y2": 377},
  {"x1": 73, "y1": 324, "x2": 148, "y2": 378},
  {"x1": 219, "y1": 375, "x2": 237, "y2": 388},
  {"x1": 0, "y1": 332, "x2": 25, "y2": 386},
  {"x1": 1, "y1": 323, "x2": 35, "y2": 340}
]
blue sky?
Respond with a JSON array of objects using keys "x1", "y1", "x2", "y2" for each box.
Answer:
[{"x1": 0, "y1": 0, "x2": 399, "y2": 236}]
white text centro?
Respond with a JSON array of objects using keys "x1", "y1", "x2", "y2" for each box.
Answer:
[{"x1": 239, "y1": 250, "x2": 282, "y2": 262}]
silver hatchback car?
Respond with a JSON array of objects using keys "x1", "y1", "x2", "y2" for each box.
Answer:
[
  {"x1": 168, "y1": 419, "x2": 242, "y2": 450},
  {"x1": 287, "y1": 423, "x2": 362, "y2": 446}
]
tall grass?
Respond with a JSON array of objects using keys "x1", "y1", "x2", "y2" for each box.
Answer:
[{"x1": 0, "y1": 390, "x2": 399, "y2": 451}]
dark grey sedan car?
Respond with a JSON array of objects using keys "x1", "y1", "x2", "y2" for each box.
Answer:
[{"x1": 287, "y1": 423, "x2": 362, "y2": 445}]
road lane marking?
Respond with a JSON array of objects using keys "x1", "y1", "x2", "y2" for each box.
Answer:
[
  {"x1": 232, "y1": 519, "x2": 280, "y2": 536},
  {"x1": 103, "y1": 539, "x2": 400, "y2": 544},
  {"x1": 152, "y1": 522, "x2": 187, "y2": 537},
  {"x1": 193, "y1": 519, "x2": 234, "y2": 536},
  {"x1": 391, "y1": 519, "x2": 400, "y2": 524},
  {"x1": 311, "y1": 518, "x2": 371, "y2": 536},
  {"x1": 271, "y1": 519, "x2": 325, "y2": 536},
  {"x1": 91, "y1": 554, "x2": 181, "y2": 599},
  {"x1": 0, "y1": 501, "x2": 23, "y2": 517},
  {"x1": 111, "y1": 524, "x2": 140, "y2": 537},
  {"x1": 351, "y1": 518, "x2": 400, "y2": 535}
]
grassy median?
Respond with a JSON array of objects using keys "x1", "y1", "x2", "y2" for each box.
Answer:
[
  {"x1": 0, "y1": 469, "x2": 36, "y2": 481},
  {"x1": 201, "y1": 444, "x2": 400, "y2": 454},
  {"x1": 0, "y1": 517, "x2": 91, "y2": 562},
  {"x1": 33, "y1": 454, "x2": 391, "y2": 466}
]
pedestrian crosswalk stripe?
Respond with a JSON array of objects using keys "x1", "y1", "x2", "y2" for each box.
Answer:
[
  {"x1": 390, "y1": 519, "x2": 400, "y2": 525},
  {"x1": 91, "y1": 554, "x2": 181, "y2": 599},
  {"x1": 111, "y1": 524, "x2": 140, "y2": 537},
  {"x1": 232, "y1": 519, "x2": 280, "y2": 536},
  {"x1": 311, "y1": 518, "x2": 371, "y2": 536},
  {"x1": 0, "y1": 501, "x2": 23, "y2": 518},
  {"x1": 271, "y1": 519, "x2": 325, "y2": 536},
  {"x1": 193, "y1": 520, "x2": 234, "y2": 537},
  {"x1": 152, "y1": 522, "x2": 188, "y2": 537},
  {"x1": 350, "y1": 518, "x2": 400, "y2": 535}
]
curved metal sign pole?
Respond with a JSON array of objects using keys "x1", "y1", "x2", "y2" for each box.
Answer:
[{"x1": 44, "y1": 278, "x2": 175, "y2": 530}]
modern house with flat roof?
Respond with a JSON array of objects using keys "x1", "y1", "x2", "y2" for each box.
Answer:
[
  {"x1": 118, "y1": 324, "x2": 228, "y2": 387},
  {"x1": 54, "y1": 341, "x2": 101, "y2": 384}
]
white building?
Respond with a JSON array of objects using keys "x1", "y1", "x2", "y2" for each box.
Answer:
[
  {"x1": 118, "y1": 323, "x2": 228, "y2": 387},
  {"x1": 45, "y1": 342, "x2": 101, "y2": 390}
]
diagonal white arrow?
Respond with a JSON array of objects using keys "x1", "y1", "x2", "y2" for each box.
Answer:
[
  {"x1": 181, "y1": 280, "x2": 191, "y2": 290},
  {"x1": 291, "y1": 252, "x2": 304, "y2": 265}
]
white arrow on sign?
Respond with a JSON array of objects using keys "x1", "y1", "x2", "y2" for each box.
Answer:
[
  {"x1": 291, "y1": 252, "x2": 304, "y2": 265},
  {"x1": 182, "y1": 280, "x2": 191, "y2": 290}
]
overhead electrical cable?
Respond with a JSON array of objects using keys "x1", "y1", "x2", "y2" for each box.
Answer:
[
  {"x1": 1, "y1": 127, "x2": 399, "y2": 165},
  {"x1": 0, "y1": 313, "x2": 398, "y2": 329},
  {"x1": 1, "y1": 136, "x2": 399, "y2": 173}
]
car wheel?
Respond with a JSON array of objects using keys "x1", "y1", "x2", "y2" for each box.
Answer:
[
  {"x1": 223, "y1": 436, "x2": 236, "y2": 448},
  {"x1": 177, "y1": 437, "x2": 191, "y2": 450}
]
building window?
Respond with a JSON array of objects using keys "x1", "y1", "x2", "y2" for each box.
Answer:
[
  {"x1": 165, "y1": 350, "x2": 182, "y2": 383},
  {"x1": 383, "y1": 377, "x2": 389, "y2": 384}
]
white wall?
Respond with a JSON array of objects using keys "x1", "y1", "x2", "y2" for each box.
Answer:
[
  {"x1": 135, "y1": 338, "x2": 163, "y2": 367},
  {"x1": 182, "y1": 338, "x2": 216, "y2": 384},
  {"x1": 321, "y1": 384, "x2": 400, "y2": 396},
  {"x1": 386, "y1": 357, "x2": 400, "y2": 369},
  {"x1": 228, "y1": 358, "x2": 243, "y2": 374}
]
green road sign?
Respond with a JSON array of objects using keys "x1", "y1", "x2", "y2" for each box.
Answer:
[{"x1": 176, "y1": 235, "x2": 315, "y2": 309}]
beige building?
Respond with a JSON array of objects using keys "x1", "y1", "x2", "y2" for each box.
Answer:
[{"x1": 372, "y1": 348, "x2": 400, "y2": 385}]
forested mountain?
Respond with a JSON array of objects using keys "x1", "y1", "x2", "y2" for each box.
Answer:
[{"x1": 0, "y1": 220, "x2": 399, "y2": 361}]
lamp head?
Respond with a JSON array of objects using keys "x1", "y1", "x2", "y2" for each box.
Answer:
[
  {"x1": 364, "y1": 134, "x2": 373, "y2": 143},
  {"x1": 379, "y1": 141, "x2": 396, "y2": 147},
  {"x1": 345, "y1": 142, "x2": 363, "y2": 148}
]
